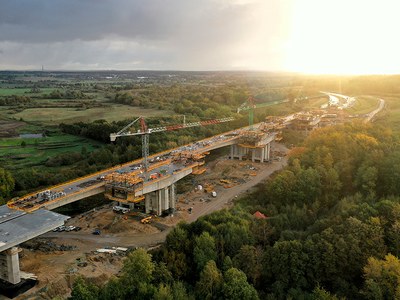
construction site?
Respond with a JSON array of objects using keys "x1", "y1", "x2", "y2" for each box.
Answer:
[
  {"x1": 0, "y1": 92, "x2": 385, "y2": 298},
  {"x1": 6, "y1": 143, "x2": 288, "y2": 299}
]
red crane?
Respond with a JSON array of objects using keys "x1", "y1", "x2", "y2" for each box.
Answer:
[{"x1": 110, "y1": 116, "x2": 234, "y2": 173}]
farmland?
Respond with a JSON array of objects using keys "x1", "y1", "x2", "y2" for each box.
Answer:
[
  {"x1": 13, "y1": 105, "x2": 171, "y2": 125},
  {"x1": 0, "y1": 70, "x2": 396, "y2": 198},
  {"x1": 0, "y1": 133, "x2": 102, "y2": 170}
]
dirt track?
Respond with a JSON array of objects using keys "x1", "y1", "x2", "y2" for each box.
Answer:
[
  {"x1": 42, "y1": 154, "x2": 288, "y2": 248},
  {"x1": 16, "y1": 143, "x2": 288, "y2": 299}
]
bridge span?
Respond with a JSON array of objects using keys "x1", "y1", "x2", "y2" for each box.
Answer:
[{"x1": 0, "y1": 123, "x2": 277, "y2": 287}]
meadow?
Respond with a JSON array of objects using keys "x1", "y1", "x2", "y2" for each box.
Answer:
[
  {"x1": 12, "y1": 105, "x2": 172, "y2": 125},
  {"x1": 0, "y1": 87, "x2": 55, "y2": 96},
  {"x1": 0, "y1": 133, "x2": 102, "y2": 170}
]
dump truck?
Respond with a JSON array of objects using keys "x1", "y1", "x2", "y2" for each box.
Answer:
[{"x1": 141, "y1": 216, "x2": 152, "y2": 224}]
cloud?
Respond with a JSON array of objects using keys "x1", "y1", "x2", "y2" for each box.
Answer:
[{"x1": 0, "y1": 0, "x2": 292, "y2": 70}]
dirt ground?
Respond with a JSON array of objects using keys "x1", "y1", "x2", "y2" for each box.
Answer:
[
  {"x1": 12, "y1": 143, "x2": 288, "y2": 300},
  {"x1": 0, "y1": 119, "x2": 25, "y2": 138}
]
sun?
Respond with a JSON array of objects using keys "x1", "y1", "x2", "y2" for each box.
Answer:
[{"x1": 284, "y1": 0, "x2": 400, "y2": 75}]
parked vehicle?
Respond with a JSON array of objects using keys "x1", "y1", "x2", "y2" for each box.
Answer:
[
  {"x1": 92, "y1": 229, "x2": 101, "y2": 235},
  {"x1": 113, "y1": 206, "x2": 130, "y2": 214},
  {"x1": 54, "y1": 225, "x2": 66, "y2": 232},
  {"x1": 65, "y1": 225, "x2": 76, "y2": 232}
]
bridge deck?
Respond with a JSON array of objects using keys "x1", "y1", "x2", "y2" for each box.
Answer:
[
  {"x1": 8, "y1": 127, "x2": 249, "y2": 212},
  {"x1": 0, "y1": 206, "x2": 69, "y2": 252}
]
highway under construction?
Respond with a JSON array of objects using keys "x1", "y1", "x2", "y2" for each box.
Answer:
[{"x1": 0, "y1": 93, "x2": 385, "y2": 290}]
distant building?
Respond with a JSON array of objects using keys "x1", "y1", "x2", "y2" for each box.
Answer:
[{"x1": 253, "y1": 211, "x2": 267, "y2": 219}]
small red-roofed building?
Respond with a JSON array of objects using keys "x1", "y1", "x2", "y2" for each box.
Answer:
[{"x1": 253, "y1": 211, "x2": 267, "y2": 219}]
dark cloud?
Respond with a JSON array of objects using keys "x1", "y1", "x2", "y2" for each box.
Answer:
[
  {"x1": 0, "y1": 0, "x2": 291, "y2": 70},
  {"x1": 0, "y1": 0, "x2": 253, "y2": 43}
]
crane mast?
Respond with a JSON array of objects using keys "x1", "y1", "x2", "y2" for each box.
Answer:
[{"x1": 237, "y1": 96, "x2": 289, "y2": 128}]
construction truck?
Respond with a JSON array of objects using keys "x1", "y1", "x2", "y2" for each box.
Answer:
[{"x1": 141, "y1": 216, "x2": 152, "y2": 224}]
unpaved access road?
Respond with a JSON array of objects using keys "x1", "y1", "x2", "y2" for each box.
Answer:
[
  {"x1": 42, "y1": 146, "x2": 288, "y2": 250},
  {"x1": 15, "y1": 145, "x2": 289, "y2": 300}
]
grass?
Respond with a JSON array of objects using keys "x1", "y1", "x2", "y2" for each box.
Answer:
[
  {"x1": 0, "y1": 87, "x2": 55, "y2": 96},
  {"x1": 12, "y1": 105, "x2": 173, "y2": 125},
  {"x1": 375, "y1": 95, "x2": 400, "y2": 130},
  {"x1": 345, "y1": 96, "x2": 379, "y2": 114},
  {"x1": 0, "y1": 88, "x2": 31, "y2": 96},
  {"x1": 301, "y1": 97, "x2": 330, "y2": 110},
  {"x1": 0, "y1": 133, "x2": 102, "y2": 170}
]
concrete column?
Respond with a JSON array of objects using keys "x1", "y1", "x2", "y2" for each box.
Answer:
[
  {"x1": 157, "y1": 190, "x2": 162, "y2": 216},
  {"x1": 169, "y1": 183, "x2": 176, "y2": 210},
  {"x1": 145, "y1": 195, "x2": 151, "y2": 214},
  {"x1": 251, "y1": 149, "x2": 255, "y2": 162},
  {"x1": 265, "y1": 144, "x2": 270, "y2": 161},
  {"x1": 261, "y1": 147, "x2": 265, "y2": 163},
  {"x1": 230, "y1": 145, "x2": 234, "y2": 159},
  {"x1": 163, "y1": 187, "x2": 169, "y2": 211},
  {"x1": 0, "y1": 247, "x2": 21, "y2": 285}
]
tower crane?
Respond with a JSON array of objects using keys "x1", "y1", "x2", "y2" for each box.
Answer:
[
  {"x1": 237, "y1": 96, "x2": 289, "y2": 129},
  {"x1": 110, "y1": 116, "x2": 234, "y2": 174}
]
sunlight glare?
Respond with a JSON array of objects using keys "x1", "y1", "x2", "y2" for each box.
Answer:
[{"x1": 284, "y1": 0, "x2": 400, "y2": 74}]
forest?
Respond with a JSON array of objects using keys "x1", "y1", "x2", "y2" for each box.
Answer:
[
  {"x1": 2, "y1": 72, "x2": 400, "y2": 299},
  {"x1": 67, "y1": 121, "x2": 400, "y2": 299}
]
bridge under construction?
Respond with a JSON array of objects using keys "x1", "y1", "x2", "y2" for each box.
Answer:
[
  {"x1": 0, "y1": 119, "x2": 280, "y2": 287},
  {"x1": 0, "y1": 94, "x2": 385, "y2": 288}
]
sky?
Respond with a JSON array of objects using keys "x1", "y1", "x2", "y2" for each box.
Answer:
[{"x1": 0, "y1": 0, "x2": 399, "y2": 74}]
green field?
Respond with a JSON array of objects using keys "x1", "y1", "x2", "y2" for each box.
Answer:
[
  {"x1": 302, "y1": 96, "x2": 330, "y2": 110},
  {"x1": 13, "y1": 105, "x2": 172, "y2": 125},
  {"x1": 0, "y1": 133, "x2": 102, "y2": 169},
  {"x1": 345, "y1": 96, "x2": 379, "y2": 114},
  {"x1": 0, "y1": 87, "x2": 55, "y2": 96},
  {"x1": 374, "y1": 95, "x2": 400, "y2": 130}
]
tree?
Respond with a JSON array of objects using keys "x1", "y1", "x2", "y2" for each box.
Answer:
[
  {"x1": 355, "y1": 165, "x2": 378, "y2": 197},
  {"x1": 166, "y1": 226, "x2": 189, "y2": 252},
  {"x1": 81, "y1": 146, "x2": 88, "y2": 157},
  {"x1": 193, "y1": 231, "x2": 217, "y2": 272},
  {"x1": 387, "y1": 221, "x2": 400, "y2": 257},
  {"x1": 0, "y1": 168, "x2": 15, "y2": 204},
  {"x1": 171, "y1": 281, "x2": 191, "y2": 300},
  {"x1": 195, "y1": 260, "x2": 223, "y2": 300},
  {"x1": 121, "y1": 248, "x2": 155, "y2": 290},
  {"x1": 265, "y1": 240, "x2": 310, "y2": 294},
  {"x1": 233, "y1": 245, "x2": 263, "y2": 287},
  {"x1": 362, "y1": 254, "x2": 400, "y2": 299},
  {"x1": 222, "y1": 268, "x2": 259, "y2": 300},
  {"x1": 153, "y1": 283, "x2": 173, "y2": 300},
  {"x1": 163, "y1": 249, "x2": 188, "y2": 279},
  {"x1": 312, "y1": 285, "x2": 340, "y2": 300},
  {"x1": 153, "y1": 262, "x2": 173, "y2": 285},
  {"x1": 99, "y1": 277, "x2": 125, "y2": 300},
  {"x1": 70, "y1": 277, "x2": 99, "y2": 300}
]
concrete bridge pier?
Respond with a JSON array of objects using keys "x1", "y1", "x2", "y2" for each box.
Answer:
[
  {"x1": 230, "y1": 143, "x2": 271, "y2": 162},
  {"x1": 230, "y1": 144, "x2": 247, "y2": 160},
  {"x1": 250, "y1": 144, "x2": 271, "y2": 163},
  {"x1": 144, "y1": 183, "x2": 176, "y2": 216},
  {"x1": 0, "y1": 247, "x2": 21, "y2": 285}
]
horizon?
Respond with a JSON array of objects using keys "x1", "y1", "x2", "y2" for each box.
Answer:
[
  {"x1": 1, "y1": 69, "x2": 399, "y2": 77},
  {"x1": 1, "y1": 0, "x2": 400, "y2": 75}
]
